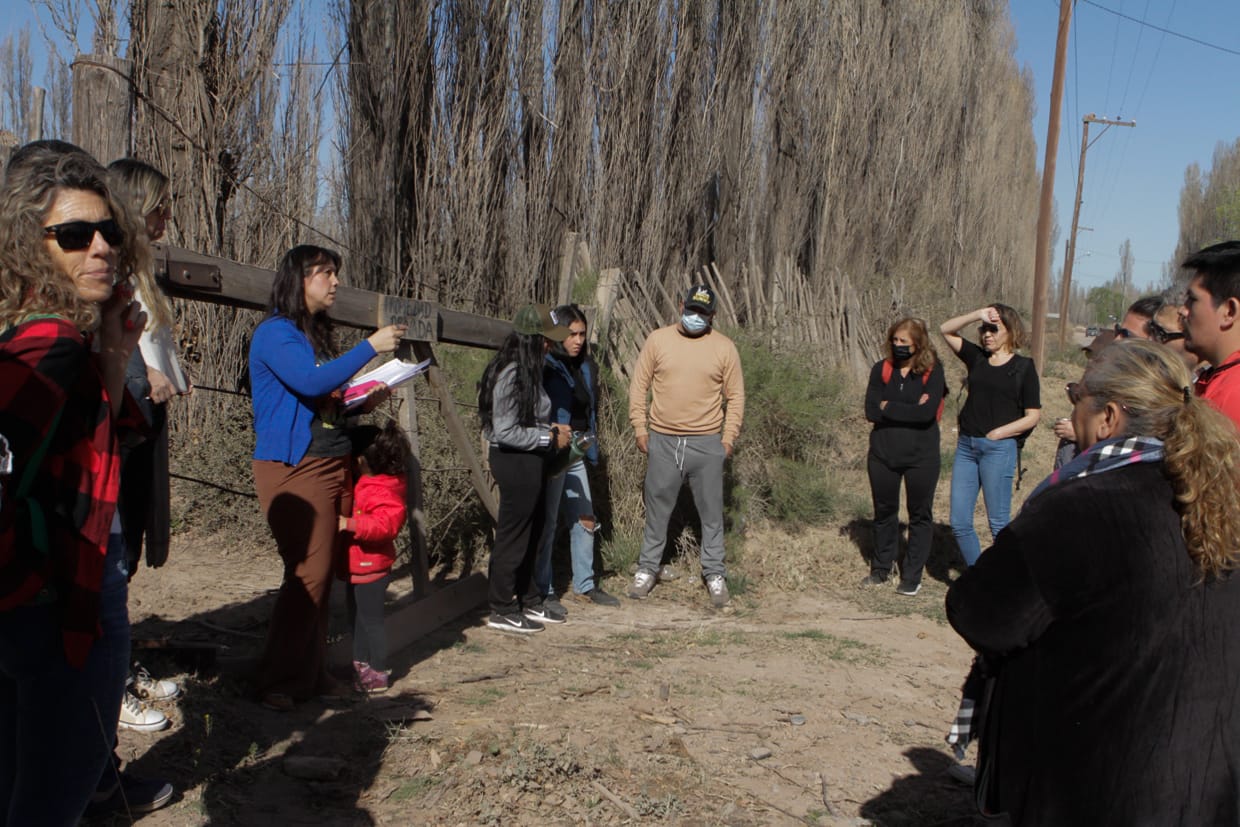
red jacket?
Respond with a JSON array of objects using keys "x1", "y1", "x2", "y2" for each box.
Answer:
[{"x1": 342, "y1": 473, "x2": 406, "y2": 584}]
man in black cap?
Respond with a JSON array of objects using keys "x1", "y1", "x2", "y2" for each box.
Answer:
[{"x1": 627, "y1": 284, "x2": 745, "y2": 607}]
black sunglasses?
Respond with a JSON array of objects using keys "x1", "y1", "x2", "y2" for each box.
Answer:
[
  {"x1": 1066, "y1": 382, "x2": 1087, "y2": 405},
  {"x1": 43, "y1": 219, "x2": 124, "y2": 252},
  {"x1": 978, "y1": 323, "x2": 999, "y2": 335},
  {"x1": 1146, "y1": 320, "x2": 1185, "y2": 344}
]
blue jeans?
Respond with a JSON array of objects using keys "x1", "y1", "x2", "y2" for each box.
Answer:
[
  {"x1": 93, "y1": 534, "x2": 132, "y2": 794},
  {"x1": 535, "y1": 460, "x2": 599, "y2": 596},
  {"x1": 0, "y1": 534, "x2": 127, "y2": 825},
  {"x1": 949, "y1": 435, "x2": 1017, "y2": 566}
]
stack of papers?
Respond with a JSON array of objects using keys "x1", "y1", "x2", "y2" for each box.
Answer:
[{"x1": 343, "y1": 358, "x2": 432, "y2": 410}]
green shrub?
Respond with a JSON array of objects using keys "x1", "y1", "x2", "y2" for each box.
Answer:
[
  {"x1": 600, "y1": 531, "x2": 642, "y2": 576},
  {"x1": 728, "y1": 329, "x2": 852, "y2": 529},
  {"x1": 764, "y1": 457, "x2": 842, "y2": 524},
  {"x1": 571, "y1": 270, "x2": 599, "y2": 306}
]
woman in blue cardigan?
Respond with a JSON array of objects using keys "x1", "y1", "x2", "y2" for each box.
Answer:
[{"x1": 249, "y1": 244, "x2": 404, "y2": 710}]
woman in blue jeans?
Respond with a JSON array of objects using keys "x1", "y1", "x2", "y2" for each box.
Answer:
[
  {"x1": 534, "y1": 305, "x2": 620, "y2": 611},
  {"x1": 939, "y1": 305, "x2": 1040, "y2": 566}
]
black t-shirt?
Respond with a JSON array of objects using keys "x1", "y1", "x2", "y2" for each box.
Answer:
[
  {"x1": 305, "y1": 353, "x2": 352, "y2": 458},
  {"x1": 955, "y1": 339, "x2": 1041, "y2": 438}
]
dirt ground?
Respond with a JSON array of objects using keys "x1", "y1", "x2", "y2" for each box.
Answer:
[{"x1": 105, "y1": 359, "x2": 1081, "y2": 826}]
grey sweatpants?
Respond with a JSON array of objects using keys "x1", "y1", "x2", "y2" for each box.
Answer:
[{"x1": 637, "y1": 431, "x2": 726, "y2": 579}]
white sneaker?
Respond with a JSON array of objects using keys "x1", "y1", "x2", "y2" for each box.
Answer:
[
  {"x1": 118, "y1": 690, "x2": 170, "y2": 732},
  {"x1": 628, "y1": 570, "x2": 655, "y2": 599},
  {"x1": 706, "y1": 574, "x2": 730, "y2": 608},
  {"x1": 131, "y1": 662, "x2": 180, "y2": 701}
]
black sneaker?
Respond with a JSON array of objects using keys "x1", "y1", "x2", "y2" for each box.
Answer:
[
  {"x1": 544, "y1": 595, "x2": 568, "y2": 617},
  {"x1": 859, "y1": 572, "x2": 890, "y2": 587},
  {"x1": 895, "y1": 581, "x2": 921, "y2": 596},
  {"x1": 486, "y1": 612, "x2": 545, "y2": 634},
  {"x1": 524, "y1": 602, "x2": 567, "y2": 624},
  {"x1": 574, "y1": 587, "x2": 621, "y2": 607},
  {"x1": 85, "y1": 773, "x2": 175, "y2": 818}
]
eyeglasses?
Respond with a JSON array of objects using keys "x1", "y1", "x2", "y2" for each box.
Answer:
[
  {"x1": 1066, "y1": 382, "x2": 1088, "y2": 405},
  {"x1": 978, "y1": 323, "x2": 999, "y2": 335},
  {"x1": 43, "y1": 219, "x2": 124, "y2": 252},
  {"x1": 1145, "y1": 320, "x2": 1185, "y2": 344}
]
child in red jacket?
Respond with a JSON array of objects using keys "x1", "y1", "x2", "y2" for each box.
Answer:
[{"x1": 339, "y1": 422, "x2": 410, "y2": 693}]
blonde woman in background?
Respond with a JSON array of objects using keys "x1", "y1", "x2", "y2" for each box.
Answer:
[
  {"x1": 947, "y1": 340, "x2": 1240, "y2": 825},
  {"x1": 106, "y1": 159, "x2": 187, "y2": 733}
]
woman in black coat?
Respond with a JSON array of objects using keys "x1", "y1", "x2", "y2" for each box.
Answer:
[
  {"x1": 946, "y1": 340, "x2": 1240, "y2": 826},
  {"x1": 862, "y1": 317, "x2": 945, "y2": 595}
]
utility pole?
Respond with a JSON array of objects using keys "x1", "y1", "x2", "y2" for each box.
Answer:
[
  {"x1": 1056, "y1": 114, "x2": 1136, "y2": 350},
  {"x1": 1031, "y1": 0, "x2": 1072, "y2": 373}
]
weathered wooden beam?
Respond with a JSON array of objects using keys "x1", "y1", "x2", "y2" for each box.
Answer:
[{"x1": 150, "y1": 244, "x2": 511, "y2": 349}]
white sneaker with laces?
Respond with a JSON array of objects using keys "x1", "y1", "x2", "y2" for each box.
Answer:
[
  {"x1": 706, "y1": 574, "x2": 730, "y2": 608},
  {"x1": 118, "y1": 690, "x2": 170, "y2": 732},
  {"x1": 131, "y1": 662, "x2": 180, "y2": 701}
]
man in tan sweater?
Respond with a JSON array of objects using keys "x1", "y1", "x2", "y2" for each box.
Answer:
[{"x1": 628, "y1": 284, "x2": 744, "y2": 607}]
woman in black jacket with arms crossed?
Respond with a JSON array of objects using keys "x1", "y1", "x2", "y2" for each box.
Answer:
[{"x1": 862, "y1": 317, "x2": 946, "y2": 595}]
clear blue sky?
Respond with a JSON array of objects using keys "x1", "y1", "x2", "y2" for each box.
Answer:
[
  {"x1": 1009, "y1": 0, "x2": 1240, "y2": 293},
  {"x1": 9, "y1": 0, "x2": 1240, "y2": 295}
]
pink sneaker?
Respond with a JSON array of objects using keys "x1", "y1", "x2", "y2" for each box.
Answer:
[{"x1": 353, "y1": 662, "x2": 390, "y2": 694}]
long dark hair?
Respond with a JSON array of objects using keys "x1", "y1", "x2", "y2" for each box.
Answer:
[
  {"x1": 349, "y1": 420, "x2": 412, "y2": 477},
  {"x1": 549, "y1": 303, "x2": 588, "y2": 364},
  {"x1": 478, "y1": 331, "x2": 546, "y2": 432},
  {"x1": 269, "y1": 244, "x2": 341, "y2": 357}
]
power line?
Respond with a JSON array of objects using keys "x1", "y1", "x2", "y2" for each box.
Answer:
[
  {"x1": 1131, "y1": 0, "x2": 1178, "y2": 116},
  {"x1": 1081, "y1": 0, "x2": 1240, "y2": 57}
]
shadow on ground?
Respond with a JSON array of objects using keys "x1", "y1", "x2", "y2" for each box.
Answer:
[
  {"x1": 859, "y1": 746, "x2": 984, "y2": 827},
  {"x1": 104, "y1": 582, "x2": 465, "y2": 826},
  {"x1": 840, "y1": 518, "x2": 967, "y2": 586}
]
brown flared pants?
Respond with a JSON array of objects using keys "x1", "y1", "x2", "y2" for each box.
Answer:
[{"x1": 252, "y1": 456, "x2": 352, "y2": 701}]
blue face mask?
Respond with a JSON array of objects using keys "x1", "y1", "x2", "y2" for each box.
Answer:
[{"x1": 681, "y1": 312, "x2": 710, "y2": 336}]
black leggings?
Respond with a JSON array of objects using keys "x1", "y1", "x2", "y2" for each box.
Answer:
[
  {"x1": 487, "y1": 447, "x2": 548, "y2": 614},
  {"x1": 866, "y1": 453, "x2": 940, "y2": 585},
  {"x1": 347, "y1": 576, "x2": 389, "y2": 671}
]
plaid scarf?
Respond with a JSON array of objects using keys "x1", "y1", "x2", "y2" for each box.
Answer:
[{"x1": 1028, "y1": 435, "x2": 1165, "y2": 503}]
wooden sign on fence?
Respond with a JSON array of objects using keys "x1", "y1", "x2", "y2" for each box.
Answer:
[{"x1": 379, "y1": 295, "x2": 438, "y2": 342}]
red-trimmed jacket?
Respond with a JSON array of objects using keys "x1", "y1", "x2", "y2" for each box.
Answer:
[
  {"x1": 341, "y1": 473, "x2": 406, "y2": 584},
  {"x1": 1, "y1": 317, "x2": 139, "y2": 668}
]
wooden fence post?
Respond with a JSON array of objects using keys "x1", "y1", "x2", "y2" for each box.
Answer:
[
  {"x1": 395, "y1": 343, "x2": 430, "y2": 599},
  {"x1": 27, "y1": 87, "x2": 45, "y2": 142},
  {"x1": 71, "y1": 54, "x2": 132, "y2": 162},
  {"x1": 557, "y1": 230, "x2": 579, "y2": 305}
]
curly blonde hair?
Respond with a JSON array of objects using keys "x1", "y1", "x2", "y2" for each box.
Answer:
[
  {"x1": 0, "y1": 149, "x2": 139, "y2": 332},
  {"x1": 106, "y1": 158, "x2": 173, "y2": 331},
  {"x1": 1081, "y1": 340, "x2": 1240, "y2": 578}
]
